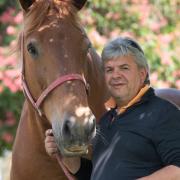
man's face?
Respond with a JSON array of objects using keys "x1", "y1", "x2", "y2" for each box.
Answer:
[{"x1": 104, "y1": 55, "x2": 147, "y2": 106}]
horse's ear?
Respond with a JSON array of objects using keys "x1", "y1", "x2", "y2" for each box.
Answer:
[
  {"x1": 73, "y1": 0, "x2": 87, "y2": 10},
  {"x1": 18, "y1": 0, "x2": 36, "y2": 12}
]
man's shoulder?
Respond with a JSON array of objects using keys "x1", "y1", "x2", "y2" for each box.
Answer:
[{"x1": 146, "y1": 94, "x2": 180, "y2": 121}]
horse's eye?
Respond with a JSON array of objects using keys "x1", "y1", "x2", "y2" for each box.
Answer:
[{"x1": 27, "y1": 43, "x2": 38, "y2": 58}]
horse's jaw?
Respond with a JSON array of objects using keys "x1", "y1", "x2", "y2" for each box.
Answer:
[{"x1": 54, "y1": 133, "x2": 90, "y2": 156}]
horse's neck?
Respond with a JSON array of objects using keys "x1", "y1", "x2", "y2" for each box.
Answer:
[
  {"x1": 23, "y1": 100, "x2": 51, "y2": 143},
  {"x1": 11, "y1": 100, "x2": 67, "y2": 180},
  {"x1": 86, "y1": 47, "x2": 109, "y2": 121}
]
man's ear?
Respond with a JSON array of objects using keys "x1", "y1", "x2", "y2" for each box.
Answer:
[
  {"x1": 139, "y1": 68, "x2": 148, "y2": 84},
  {"x1": 73, "y1": 0, "x2": 87, "y2": 10},
  {"x1": 18, "y1": 0, "x2": 36, "y2": 12}
]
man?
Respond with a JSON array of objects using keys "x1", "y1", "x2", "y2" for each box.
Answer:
[{"x1": 45, "y1": 37, "x2": 180, "y2": 180}]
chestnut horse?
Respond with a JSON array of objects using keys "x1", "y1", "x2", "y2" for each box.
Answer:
[{"x1": 11, "y1": 0, "x2": 180, "y2": 180}]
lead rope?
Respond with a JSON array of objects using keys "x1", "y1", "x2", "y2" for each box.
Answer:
[{"x1": 55, "y1": 154, "x2": 76, "y2": 180}]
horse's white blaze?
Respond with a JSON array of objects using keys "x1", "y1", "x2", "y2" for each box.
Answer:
[
  {"x1": 49, "y1": 38, "x2": 54, "y2": 42},
  {"x1": 64, "y1": 54, "x2": 68, "y2": 58},
  {"x1": 75, "y1": 106, "x2": 90, "y2": 117}
]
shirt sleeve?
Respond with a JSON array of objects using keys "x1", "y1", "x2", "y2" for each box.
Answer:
[
  {"x1": 153, "y1": 104, "x2": 180, "y2": 167},
  {"x1": 74, "y1": 158, "x2": 92, "y2": 180}
]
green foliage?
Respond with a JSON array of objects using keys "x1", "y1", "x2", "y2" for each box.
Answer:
[
  {"x1": 0, "y1": 0, "x2": 23, "y2": 155},
  {"x1": 0, "y1": 0, "x2": 18, "y2": 14},
  {"x1": 86, "y1": 0, "x2": 140, "y2": 35},
  {"x1": 81, "y1": 0, "x2": 180, "y2": 88},
  {"x1": 0, "y1": 88, "x2": 24, "y2": 155},
  {"x1": 0, "y1": 0, "x2": 20, "y2": 46},
  {"x1": 0, "y1": 0, "x2": 179, "y2": 155}
]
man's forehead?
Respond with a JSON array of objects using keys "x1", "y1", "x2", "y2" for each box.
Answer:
[{"x1": 104, "y1": 56, "x2": 136, "y2": 66}]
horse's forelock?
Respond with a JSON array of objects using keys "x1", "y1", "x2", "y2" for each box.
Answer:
[
  {"x1": 22, "y1": 0, "x2": 78, "y2": 37},
  {"x1": 16, "y1": 0, "x2": 79, "y2": 67}
]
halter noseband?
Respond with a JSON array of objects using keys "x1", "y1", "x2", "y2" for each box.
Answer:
[{"x1": 20, "y1": 33, "x2": 90, "y2": 116}]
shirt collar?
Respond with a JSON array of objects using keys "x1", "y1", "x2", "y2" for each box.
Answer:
[{"x1": 105, "y1": 85, "x2": 150, "y2": 114}]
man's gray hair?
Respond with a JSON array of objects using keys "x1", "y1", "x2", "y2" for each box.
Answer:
[{"x1": 101, "y1": 37, "x2": 150, "y2": 84}]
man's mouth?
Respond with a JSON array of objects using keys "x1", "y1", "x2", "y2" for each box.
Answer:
[{"x1": 111, "y1": 83, "x2": 125, "y2": 88}]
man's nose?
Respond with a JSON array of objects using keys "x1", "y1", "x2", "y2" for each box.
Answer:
[{"x1": 112, "y1": 68, "x2": 122, "y2": 78}]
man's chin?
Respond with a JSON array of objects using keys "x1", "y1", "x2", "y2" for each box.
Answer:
[{"x1": 111, "y1": 90, "x2": 125, "y2": 98}]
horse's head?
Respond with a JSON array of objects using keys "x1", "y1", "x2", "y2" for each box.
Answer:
[{"x1": 18, "y1": 0, "x2": 96, "y2": 156}]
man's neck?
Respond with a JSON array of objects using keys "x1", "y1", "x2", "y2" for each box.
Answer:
[
  {"x1": 115, "y1": 98, "x2": 129, "y2": 108},
  {"x1": 115, "y1": 85, "x2": 150, "y2": 114}
]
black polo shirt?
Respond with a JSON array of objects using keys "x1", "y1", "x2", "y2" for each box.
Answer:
[{"x1": 76, "y1": 88, "x2": 180, "y2": 180}]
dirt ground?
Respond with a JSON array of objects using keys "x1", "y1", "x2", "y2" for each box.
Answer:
[{"x1": 0, "y1": 151, "x2": 11, "y2": 180}]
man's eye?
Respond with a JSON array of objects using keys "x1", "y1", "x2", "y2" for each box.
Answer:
[
  {"x1": 105, "y1": 69, "x2": 113, "y2": 73},
  {"x1": 122, "y1": 67, "x2": 129, "y2": 70}
]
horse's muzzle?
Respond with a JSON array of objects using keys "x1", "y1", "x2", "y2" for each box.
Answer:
[{"x1": 52, "y1": 114, "x2": 96, "y2": 156}]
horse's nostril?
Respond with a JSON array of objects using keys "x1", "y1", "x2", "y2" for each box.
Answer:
[
  {"x1": 62, "y1": 119, "x2": 72, "y2": 137},
  {"x1": 86, "y1": 116, "x2": 96, "y2": 136},
  {"x1": 62, "y1": 115, "x2": 96, "y2": 142},
  {"x1": 90, "y1": 118, "x2": 96, "y2": 133}
]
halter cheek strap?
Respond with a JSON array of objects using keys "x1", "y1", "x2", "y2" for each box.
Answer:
[{"x1": 22, "y1": 74, "x2": 88, "y2": 116}]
